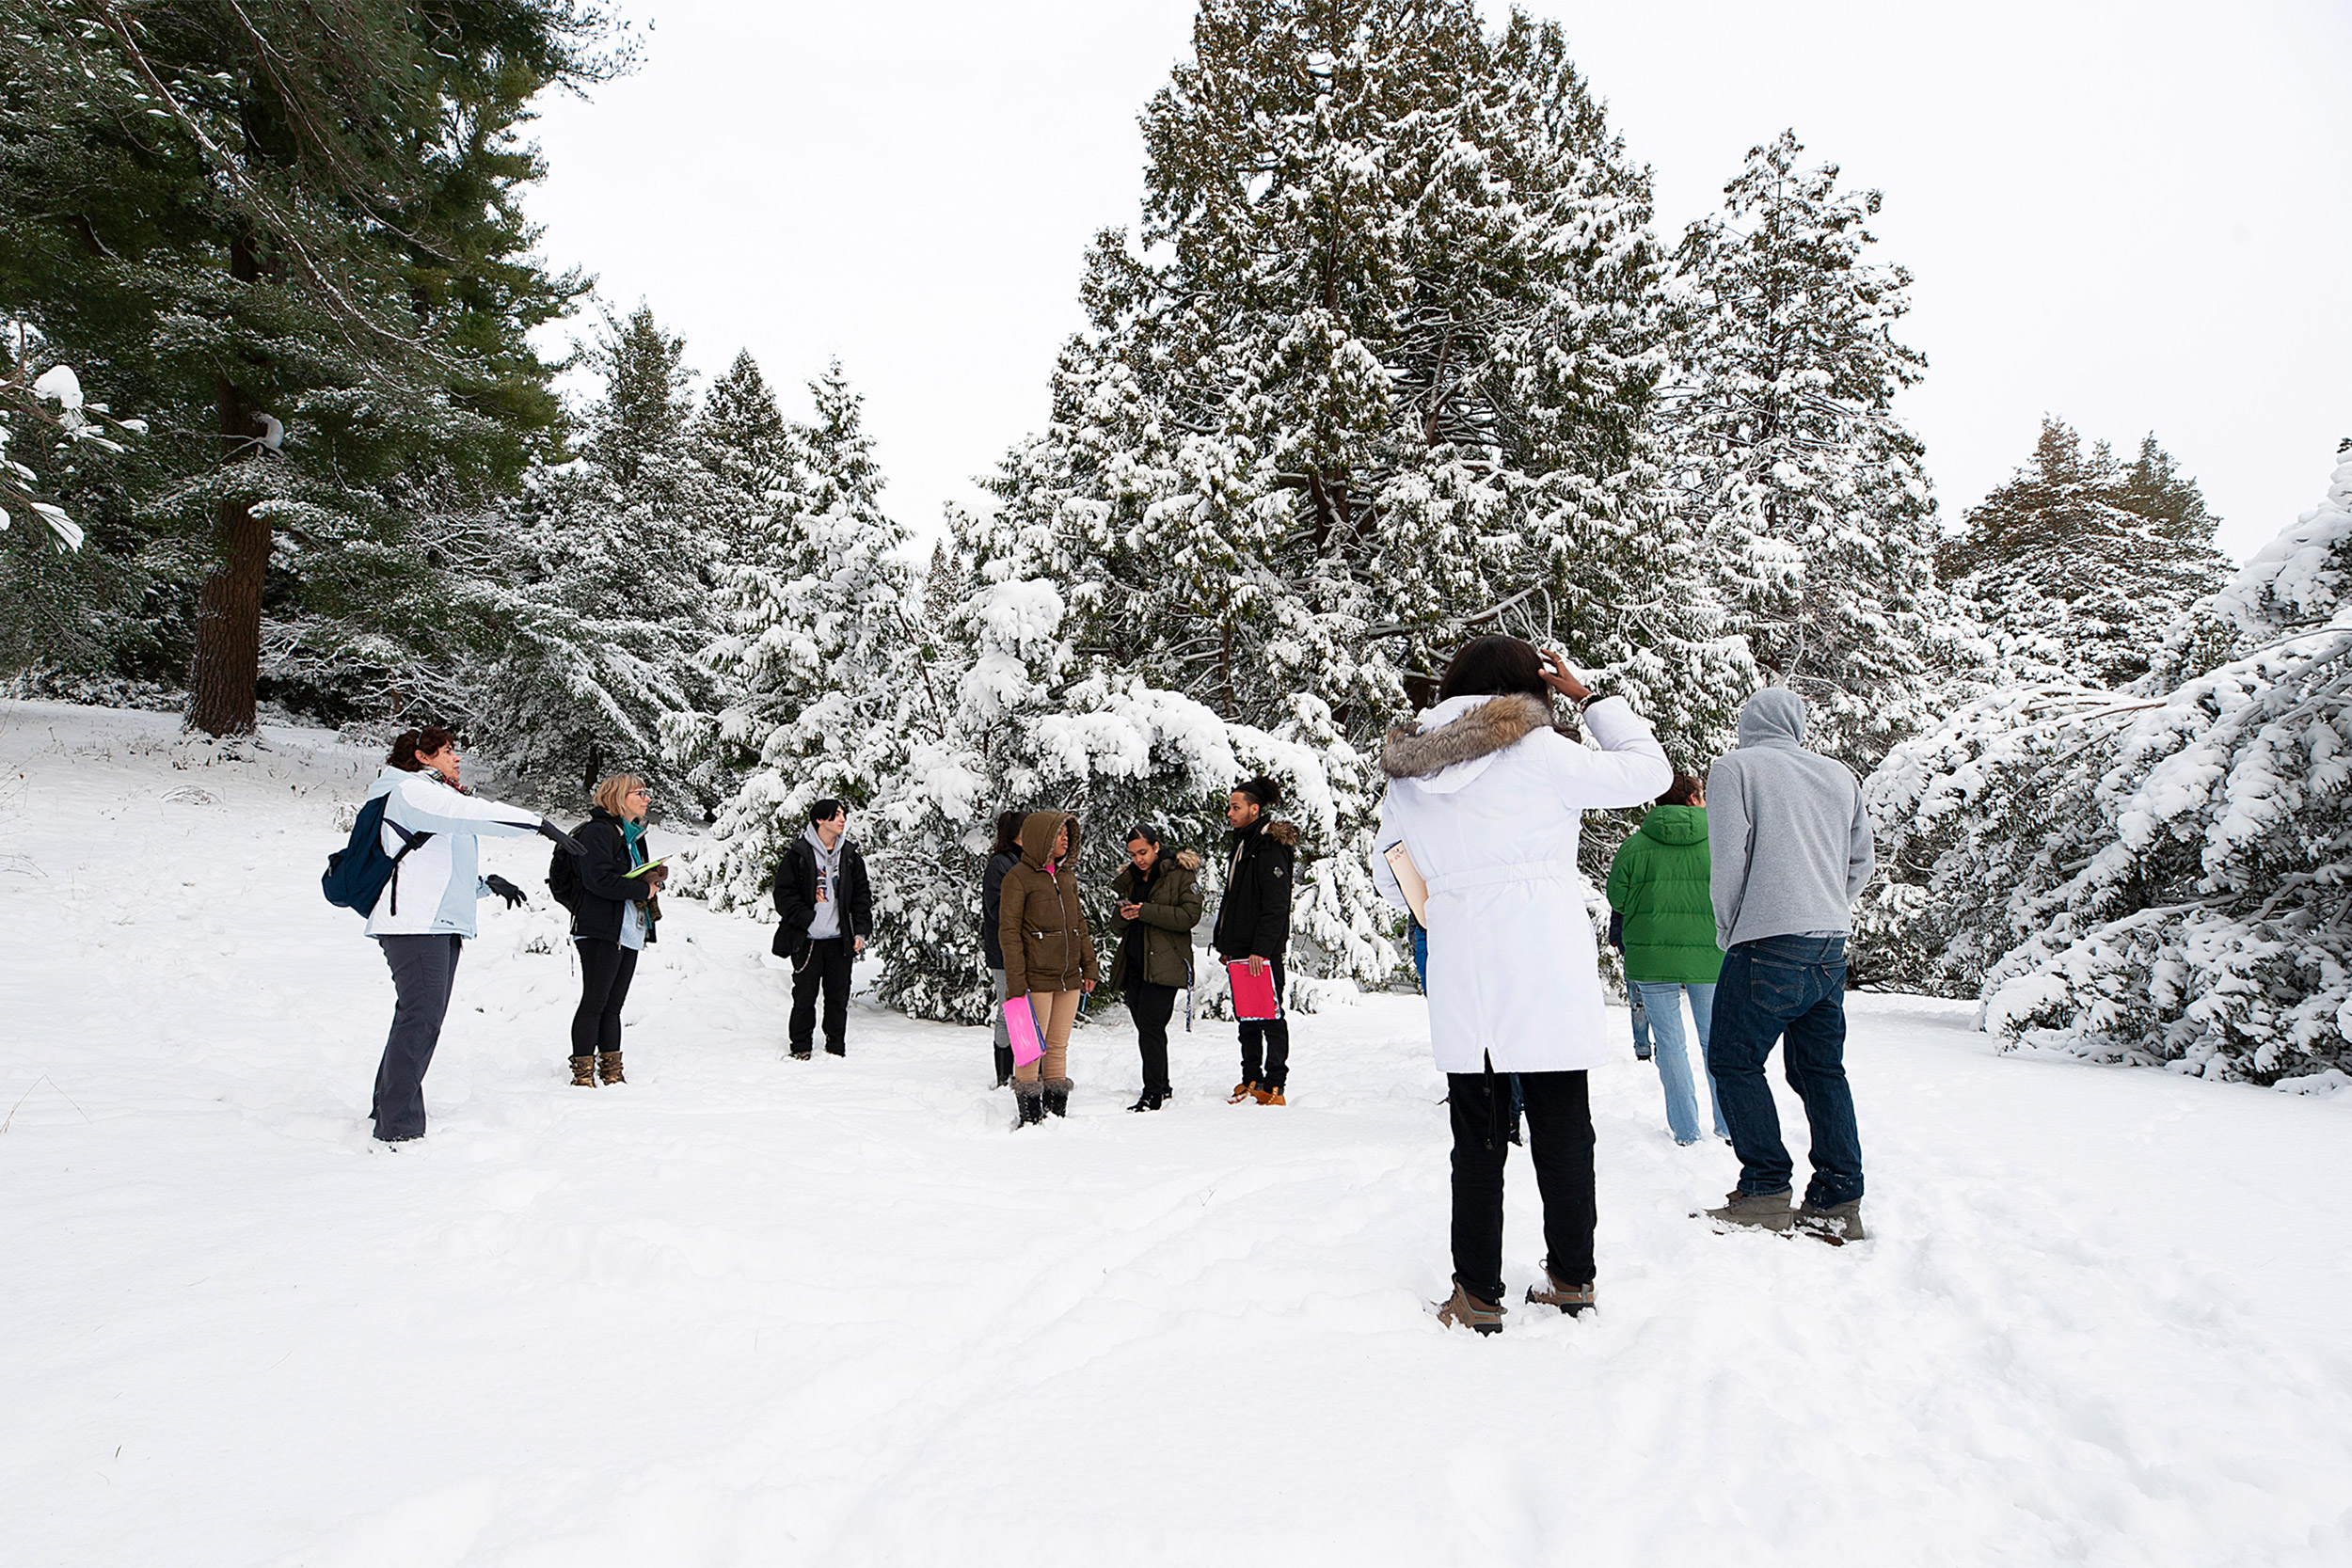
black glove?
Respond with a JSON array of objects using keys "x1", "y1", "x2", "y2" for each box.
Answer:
[
  {"x1": 485, "y1": 874, "x2": 527, "y2": 909},
  {"x1": 536, "y1": 819, "x2": 583, "y2": 856}
]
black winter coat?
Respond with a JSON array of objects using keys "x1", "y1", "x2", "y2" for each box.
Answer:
[
  {"x1": 568, "y1": 807, "x2": 659, "y2": 945},
  {"x1": 772, "y1": 833, "x2": 874, "y2": 960},
  {"x1": 979, "y1": 848, "x2": 1019, "y2": 970},
  {"x1": 1212, "y1": 816, "x2": 1299, "y2": 962}
]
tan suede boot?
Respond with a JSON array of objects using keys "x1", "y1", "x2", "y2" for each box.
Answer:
[
  {"x1": 1525, "y1": 1266, "x2": 1597, "y2": 1317},
  {"x1": 1435, "y1": 1281, "x2": 1505, "y2": 1336},
  {"x1": 569, "y1": 1054, "x2": 597, "y2": 1087},
  {"x1": 596, "y1": 1051, "x2": 625, "y2": 1086}
]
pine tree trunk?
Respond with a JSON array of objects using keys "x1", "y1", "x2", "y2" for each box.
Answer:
[{"x1": 186, "y1": 235, "x2": 266, "y2": 738}]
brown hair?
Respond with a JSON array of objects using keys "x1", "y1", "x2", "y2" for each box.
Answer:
[
  {"x1": 592, "y1": 774, "x2": 646, "y2": 816},
  {"x1": 1659, "y1": 772, "x2": 1704, "y2": 807},
  {"x1": 388, "y1": 725, "x2": 457, "y2": 771}
]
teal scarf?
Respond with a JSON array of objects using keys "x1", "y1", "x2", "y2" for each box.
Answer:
[{"x1": 622, "y1": 816, "x2": 646, "y2": 868}]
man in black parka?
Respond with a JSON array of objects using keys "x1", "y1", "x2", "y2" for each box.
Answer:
[
  {"x1": 1213, "y1": 774, "x2": 1301, "y2": 1104},
  {"x1": 773, "y1": 799, "x2": 875, "y2": 1058}
]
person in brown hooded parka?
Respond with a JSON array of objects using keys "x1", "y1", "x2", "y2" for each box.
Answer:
[{"x1": 997, "y1": 810, "x2": 1099, "y2": 1126}]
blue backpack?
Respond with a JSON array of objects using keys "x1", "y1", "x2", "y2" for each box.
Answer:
[{"x1": 322, "y1": 794, "x2": 433, "y2": 916}]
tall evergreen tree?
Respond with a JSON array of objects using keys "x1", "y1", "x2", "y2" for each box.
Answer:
[
  {"x1": 473, "y1": 304, "x2": 726, "y2": 799},
  {"x1": 1668, "y1": 130, "x2": 1953, "y2": 769},
  {"x1": 691, "y1": 363, "x2": 919, "y2": 907},
  {"x1": 1942, "y1": 418, "x2": 2233, "y2": 689},
  {"x1": 973, "y1": 0, "x2": 1755, "y2": 980},
  {"x1": 691, "y1": 349, "x2": 791, "y2": 564},
  {"x1": 0, "y1": 0, "x2": 625, "y2": 734}
]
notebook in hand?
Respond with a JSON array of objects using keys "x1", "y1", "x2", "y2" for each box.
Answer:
[{"x1": 1228, "y1": 959, "x2": 1280, "y2": 1021}]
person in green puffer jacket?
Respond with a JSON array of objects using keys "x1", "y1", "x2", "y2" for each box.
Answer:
[{"x1": 1606, "y1": 772, "x2": 1731, "y2": 1145}]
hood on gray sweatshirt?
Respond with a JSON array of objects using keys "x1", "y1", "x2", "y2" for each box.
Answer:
[{"x1": 1736, "y1": 687, "x2": 1808, "y2": 749}]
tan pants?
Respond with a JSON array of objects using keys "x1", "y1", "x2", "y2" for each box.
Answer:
[{"x1": 1013, "y1": 990, "x2": 1082, "y2": 1084}]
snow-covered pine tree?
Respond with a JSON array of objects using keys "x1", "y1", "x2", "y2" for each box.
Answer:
[
  {"x1": 471, "y1": 305, "x2": 728, "y2": 801},
  {"x1": 1867, "y1": 444, "x2": 2352, "y2": 1080},
  {"x1": 1979, "y1": 446, "x2": 2352, "y2": 1080},
  {"x1": 691, "y1": 362, "x2": 921, "y2": 912},
  {"x1": 1667, "y1": 129, "x2": 1956, "y2": 772},
  {"x1": 975, "y1": 0, "x2": 1756, "y2": 981},
  {"x1": 691, "y1": 350, "x2": 792, "y2": 567},
  {"x1": 1941, "y1": 418, "x2": 2233, "y2": 689}
]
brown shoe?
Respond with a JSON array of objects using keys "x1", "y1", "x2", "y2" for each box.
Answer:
[
  {"x1": 1435, "y1": 1281, "x2": 1505, "y2": 1336},
  {"x1": 596, "y1": 1051, "x2": 626, "y2": 1086},
  {"x1": 1701, "y1": 1188, "x2": 1794, "y2": 1232},
  {"x1": 1228, "y1": 1081, "x2": 1258, "y2": 1104},
  {"x1": 1526, "y1": 1266, "x2": 1596, "y2": 1317},
  {"x1": 1251, "y1": 1085, "x2": 1285, "y2": 1105},
  {"x1": 568, "y1": 1054, "x2": 597, "y2": 1087}
]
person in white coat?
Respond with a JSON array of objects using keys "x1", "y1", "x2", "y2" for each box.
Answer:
[
  {"x1": 1373, "y1": 637, "x2": 1672, "y2": 1332},
  {"x1": 363, "y1": 725, "x2": 578, "y2": 1143}
]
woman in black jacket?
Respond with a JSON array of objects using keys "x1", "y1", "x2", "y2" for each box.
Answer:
[
  {"x1": 979, "y1": 809, "x2": 1026, "y2": 1088},
  {"x1": 566, "y1": 774, "x2": 667, "y2": 1086}
]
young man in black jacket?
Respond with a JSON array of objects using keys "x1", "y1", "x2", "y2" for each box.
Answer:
[
  {"x1": 773, "y1": 800, "x2": 875, "y2": 1058},
  {"x1": 1214, "y1": 775, "x2": 1301, "y2": 1104}
]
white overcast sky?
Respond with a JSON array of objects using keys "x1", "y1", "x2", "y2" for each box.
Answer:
[{"x1": 523, "y1": 1, "x2": 2351, "y2": 565}]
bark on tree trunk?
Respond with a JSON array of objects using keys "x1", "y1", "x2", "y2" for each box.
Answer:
[{"x1": 185, "y1": 234, "x2": 265, "y2": 738}]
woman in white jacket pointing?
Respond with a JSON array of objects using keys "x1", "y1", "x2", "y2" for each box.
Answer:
[
  {"x1": 363, "y1": 725, "x2": 579, "y2": 1143},
  {"x1": 1373, "y1": 638, "x2": 1671, "y2": 1331}
]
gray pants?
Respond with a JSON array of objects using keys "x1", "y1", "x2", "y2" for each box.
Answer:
[
  {"x1": 991, "y1": 967, "x2": 1009, "y2": 1051},
  {"x1": 373, "y1": 934, "x2": 462, "y2": 1141}
]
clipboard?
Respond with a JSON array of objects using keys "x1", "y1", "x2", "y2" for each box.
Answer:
[
  {"x1": 1228, "y1": 960, "x2": 1280, "y2": 1021},
  {"x1": 1384, "y1": 842, "x2": 1430, "y2": 927}
]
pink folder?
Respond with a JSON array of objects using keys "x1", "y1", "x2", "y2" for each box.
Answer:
[
  {"x1": 1227, "y1": 960, "x2": 1280, "y2": 1022},
  {"x1": 1003, "y1": 997, "x2": 1045, "y2": 1067}
]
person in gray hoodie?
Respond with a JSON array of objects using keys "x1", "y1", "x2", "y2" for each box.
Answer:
[{"x1": 1700, "y1": 689, "x2": 1876, "y2": 1243}]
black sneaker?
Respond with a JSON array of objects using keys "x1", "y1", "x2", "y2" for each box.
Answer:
[
  {"x1": 1128, "y1": 1090, "x2": 1167, "y2": 1113},
  {"x1": 788, "y1": 1048, "x2": 812, "y2": 1061}
]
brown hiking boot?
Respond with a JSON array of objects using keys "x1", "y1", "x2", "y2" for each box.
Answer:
[
  {"x1": 568, "y1": 1054, "x2": 597, "y2": 1087},
  {"x1": 1252, "y1": 1084, "x2": 1285, "y2": 1105},
  {"x1": 1526, "y1": 1267, "x2": 1596, "y2": 1317},
  {"x1": 1435, "y1": 1281, "x2": 1505, "y2": 1336},
  {"x1": 1701, "y1": 1188, "x2": 1794, "y2": 1232},
  {"x1": 596, "y1": 1051, "x2": 626, "y2": 1086},
  {"x1": 1228, "y1": 1081, "x2": 1259, "y2": 1104},
  {"x1": 1796, "y1": 1198, "x2": 1867, "y2": 1244}
]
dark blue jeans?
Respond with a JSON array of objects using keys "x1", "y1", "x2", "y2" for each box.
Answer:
[{"x1": 1706, "y1": 934, "x2": 1863, "y2": 1207}]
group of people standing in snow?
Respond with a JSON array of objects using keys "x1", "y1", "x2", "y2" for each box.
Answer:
[
  {"x1": 974, "y1": 772, "x2": 1301, "y2": 1125},
  {"x1": 1370, "y1": 636, "x2": 1874, "y2": 1332},
  {"x1": 342, "y1": 631, "x2": 1876, "y2": 1338}
]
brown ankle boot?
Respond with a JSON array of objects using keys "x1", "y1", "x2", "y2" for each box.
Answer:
[
  {"x1": 569, "y1": 1054, "x2": 596, "y2": 1087},
  {"x1": 596, "y1": 1051, "x2": 625, "y2": 1085}
]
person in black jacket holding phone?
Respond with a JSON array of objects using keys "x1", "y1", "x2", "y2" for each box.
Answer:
[
  {"x1": 1214, "y1": 775, "x2": 1301, "y2": 1105},
  {"x1": 774, "y1": 799, "x2": 875, "y2": 1059},
  {"x1": 565, "y1": 774, "x2": 666, "y2": 1087},
  {"x1": 979, "y1": 808, "x2": 1026, "y2": 1088}
]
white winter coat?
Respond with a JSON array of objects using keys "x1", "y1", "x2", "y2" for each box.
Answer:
[
  {"x1": 362, "y1": 766, "x2": 543, "y2": 939},
  {"x1": 1372, "y1": 693, "x2": 1671, "y2": 1073}
]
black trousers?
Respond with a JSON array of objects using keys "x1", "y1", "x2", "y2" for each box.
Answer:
[
  {"x1": 373, "y1": 934, "x2": 462, "y2": 1141},
  {"x1": 1235, "y1": 955, "x2": 1289, "y2": 1087},
  {"x1": 572, "y1": 939, "x2": 640, "y2": 1058},
  {"x1": 790, "y1": 936, "x2": 855, "y2": 1054},
  {"x1": 1447, "y1": 1065, "x2": 1595, "y2": 1306},
  {"x1": 1130, "y1": 980, "x2": 1177, "y2": 1097}
]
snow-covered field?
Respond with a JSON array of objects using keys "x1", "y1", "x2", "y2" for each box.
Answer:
[{"x1": 5, "y1": 698, "x2": 2351, "y2": 1568}]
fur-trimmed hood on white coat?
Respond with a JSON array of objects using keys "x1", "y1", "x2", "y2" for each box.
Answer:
[{"x1": 1371, "y1": 692, "x2": 1672, "y2": 1072}]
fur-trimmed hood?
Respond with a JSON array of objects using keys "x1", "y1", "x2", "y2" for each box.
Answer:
[
  {"x1": 1380, "y1": 692, "x2": 1552, "y2": 792},
  {"x1": 1232, "y1": 817, "x2": 1300, "y2": 847},
  {"x1": 1175, "y1": 847, "x2": 1203, "y2": 870}
]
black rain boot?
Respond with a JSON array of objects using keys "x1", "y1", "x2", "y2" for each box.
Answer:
[
  {"x1": 1012, "y1": 1081, "x2": 1045, "y2": 1129},
  {"x1": 993, "y1": 1043, "x2": 1015, "y2": 1089},
  {"x1": 1042, "y1": 1078, "x2": 1072, "y2": 1117}
]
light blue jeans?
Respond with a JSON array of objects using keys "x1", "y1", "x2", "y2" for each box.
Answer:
[{"x1": 1632, "y1": 981, "x2": 1727, "y2": 1145}]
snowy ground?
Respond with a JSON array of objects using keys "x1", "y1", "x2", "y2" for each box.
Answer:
[{"x1": 5, "y1": 699, "x2": 2351, "y2": 1568}]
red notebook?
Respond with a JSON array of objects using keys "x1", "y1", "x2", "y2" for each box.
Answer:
[{"x1": 1227, "y1": 960, "x2": 1280, "y2": 1021}]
